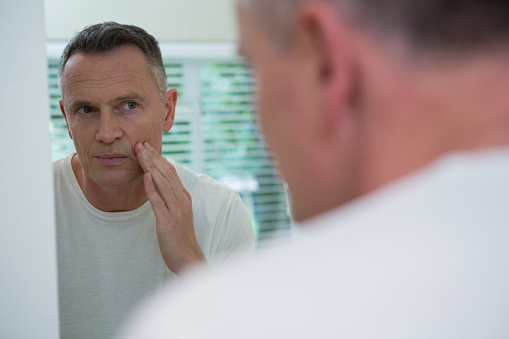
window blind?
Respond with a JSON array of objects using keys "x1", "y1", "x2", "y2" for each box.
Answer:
[{"x1": 47, "y1": 52, "x2": 293, "y2": 243}]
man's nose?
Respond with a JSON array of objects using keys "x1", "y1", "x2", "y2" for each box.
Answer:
[{"x1": 96, "y1": 111, "x2": 124, "y2": 144}]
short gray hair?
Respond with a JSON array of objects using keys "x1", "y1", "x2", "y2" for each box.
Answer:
[
  {"x1": 58, "y1": 22, "x2": 167, "y2": 96},
  {"x1": 239, "y1": 0, "x2": 509, "y2": 55}
]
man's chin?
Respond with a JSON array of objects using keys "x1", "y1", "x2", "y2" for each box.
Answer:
[{"x1": 90, "y1": 171, "x2": 144, "y2": 189}]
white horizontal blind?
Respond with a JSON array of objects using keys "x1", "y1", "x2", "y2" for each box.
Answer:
[
  {"x1": 48, "y1": 59, "x2": 75, "y2": 160},
  {"x1": 47, "y1": 54, "x2": 292, "y2": 242},
  {"x1": 197, "y1": 61, "x2": 291, "y2": 241}
]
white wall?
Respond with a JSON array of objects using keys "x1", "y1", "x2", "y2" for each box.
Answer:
[
  {"x1": 0, "y1": 0, "x2": 59, "y2": 338},
  {"x1": 44, "y1": 0, "x2": 238, "y2": 42}
]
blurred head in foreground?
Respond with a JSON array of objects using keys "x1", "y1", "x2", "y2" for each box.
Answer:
[{"x1": 237, "y1": 0, "x2": 509, "y2": 221}]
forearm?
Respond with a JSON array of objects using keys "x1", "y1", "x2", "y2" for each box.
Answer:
[{"x1": 159, "y1": 236, "x2": 207, "y2": 275}]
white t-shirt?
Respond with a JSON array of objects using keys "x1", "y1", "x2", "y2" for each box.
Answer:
[
  {"x1": 119, "y1": 148, "x2": 509, "y2": 339},
  {"x1": 54, "y1": 153, "x2": 255, "y2": 339}
]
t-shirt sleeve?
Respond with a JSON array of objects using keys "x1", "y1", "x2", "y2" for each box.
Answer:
[{"x1": 208, "y1": 191, "x2": 256, "y2": 269}]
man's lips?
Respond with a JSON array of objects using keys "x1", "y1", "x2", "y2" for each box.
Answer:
[
  {"x1": 97, "y1": 153, "x2": 128, "y2": 159},
  {"x1": 95, "y1": 153, "x2": 128, "y2": 165}
]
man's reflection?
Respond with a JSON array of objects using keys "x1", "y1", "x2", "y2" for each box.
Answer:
[{"x1": 54, "y1": 21, "x2": 255, "y2": 338}]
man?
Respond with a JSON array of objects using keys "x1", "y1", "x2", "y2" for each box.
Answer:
[
  {"x1": 54, "y1": 22, "x2": 255, "y2": 338},
  {"x1": 119, "y1": 0, "x2": 509, "y2": 338}
]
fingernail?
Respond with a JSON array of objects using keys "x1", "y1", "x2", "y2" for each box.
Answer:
[
  {"x1": 145, "y1": 142, "x2": 153, "y2": 151},
  {"x1": 148, "y1": 173, "x2": 153, "y2": 183},
  {"x1": 143, "y1": 150, "x2": 149, "y2": 159},
  {"x1": 138, "y1": 143, "x2": 146, "y2": 151}
]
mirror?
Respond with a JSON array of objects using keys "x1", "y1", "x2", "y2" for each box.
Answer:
[{"x1": 44, "y1": 0, "x2": 293, "y2": 337}]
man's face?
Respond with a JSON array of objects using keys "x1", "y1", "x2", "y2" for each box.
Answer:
[
  {"x1": 237, "y1": 7, "x2": 322, "y2": 221},
  {"x1": 60, "y1": 44, "x2": 175, "y2": 188}
]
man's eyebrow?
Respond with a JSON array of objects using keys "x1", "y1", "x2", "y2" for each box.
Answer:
[
  {"x1": 109, "y1": 93, "x2": 145, "y2": 105},
  {"x1": 67, "y1": 99, "x2": 94, "y2": 112},
  {"x1": 66, "y1": 93, "x2": 146, "y2": 112}
]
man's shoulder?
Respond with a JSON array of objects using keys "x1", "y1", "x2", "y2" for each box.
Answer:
[
  {"x1": 52, "y1": 153, "x2": 74, "y2": 181},
  {"x1": 52, "y1": 155, "x2": 67, "y2": 168},
  {"x1": 121, "y1": 154, "x2": 509, "y2": 338},
  {"x1": 119, "y1": 149, "x2": 509, "y2": 339}
]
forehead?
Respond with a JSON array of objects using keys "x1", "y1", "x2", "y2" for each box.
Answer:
[{"x1": 61, "y1": 45, "x2": 155, "y2": 97}]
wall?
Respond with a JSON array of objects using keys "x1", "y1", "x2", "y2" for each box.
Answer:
[
  {"x1": 44, "y1": 0, "x2": 238, "y2": 42},
  {"x1": 0, "y1": 0, "x2": 59, "y2": 338}
]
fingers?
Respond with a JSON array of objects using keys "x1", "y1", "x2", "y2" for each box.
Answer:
[
  {"x1": 142, "y1": 144, "x2": 181, "y2": 188},
  {"x1": 135, "y1": 142, "x2": 157, "y2": 174},
  {"x1": 136, "y1": 142, "x2": 202, "y2": 274},
  {"x1": 135, "y1": 142, "x2": 188, "y2": 204},
  {"x1": 143, "y1": 172, "x2": 172, "y2": 220}
]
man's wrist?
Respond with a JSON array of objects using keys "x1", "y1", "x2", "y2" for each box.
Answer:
[{"x1": 167, "y1": 248, "x2": 207, "y2": 275}]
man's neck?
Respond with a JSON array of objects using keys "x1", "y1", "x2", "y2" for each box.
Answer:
[
  {"x1": 71, "y1": 154, "x2": 148, "y2": 212},
  {"x1": 360, "y1": 52, "x2": 509, "y2": 195}
]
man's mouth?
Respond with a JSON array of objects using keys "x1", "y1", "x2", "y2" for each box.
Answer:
[{"x1": 96, "y1": 153, "x2": 128, "y2": 165}]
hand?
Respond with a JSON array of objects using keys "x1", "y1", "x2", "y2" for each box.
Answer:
[{"x1": 136, "y1": 142, "x2": 206, "y2": 274}]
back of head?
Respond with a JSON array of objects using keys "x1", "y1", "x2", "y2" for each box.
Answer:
[
  {"x1": 241, "y1": 0, "x2": 509, "y2": 56},
  {"x1": 237, "y1": 0, "x2": 509, "y2": 219},
  {"x1": 58, "y1": 22, "x2": 167, "y2": 94},
  {"x1": 347, "y1": 0, "x2": 509, "y2": 55}
]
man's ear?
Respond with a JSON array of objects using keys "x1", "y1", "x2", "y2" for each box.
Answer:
[
  {"x1": 59, "y1": 99, "x2": 73, "y2": 140},
  {"x1": 295, "y1": 1, "x2": 355, "y2": 129},
  {"x1": 162, "y1": 88, "x2": 177, "y2": 133}
]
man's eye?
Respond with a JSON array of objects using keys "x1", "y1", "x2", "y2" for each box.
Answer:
[
  {"x1": 77, "y1": 106, "x2": 94, "y2": 114},
  {"x1": 123, "y1": 102, "x2": 138, "y2": 110}
]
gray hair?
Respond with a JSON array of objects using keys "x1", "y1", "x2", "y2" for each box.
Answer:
[
  {"x1": 239, "y1": 0, "x2": 509, "y2": 55},
  {"x1": 58, "y1": 22, "x2": 167, "y2": 97}
]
